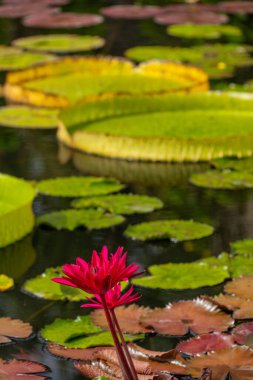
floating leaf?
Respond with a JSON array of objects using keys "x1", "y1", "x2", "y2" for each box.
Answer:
[
  {"x1": 210, "y1": 294, "x2": 253, "y2": 319},
  {"x1": 133, "y1": 254, "x2": 229, "y2": 290},
  {"x1": 0, "y1": 173, "x2": 36, "y2": 248},
  {"x1": 140, "y1": 299, "x2": 233, "y2": 336},
  {"x1": 72, "y1": 194, "x2": 163, "y2": 215},
  {"x1": 224, "y1": 276, "x2": 253, "y2": 299},
  {"x1": 219, "y1": 1, "x2": 253, "y2": 14},
  {"x1": 190, "y1": 170, "x2": 253, "y2": 190},
  {"x1": 101, "y1": 5, "x2": 162, "y2": 19},
  {"x1": 230, "y1": 239, "x2": 253, "y2": 256},
  {"x1": 0, "y1": 274, "x2": 13, "y2": 291},
  {"x1": 0, "y1": 50, "x2": 55, "y2": 71},
  {"x1": 36, "y1": 176, "x2": 124, "y2": 197},
  {"x1": 40, "y1": 316, "x2": 142, "y2": 348},
  {"x1": 23, "y1": 266, "x2": 88, "y2": 301},
  {"x1": 0, "y1": 106, "x2": 58, "y2": 129},
  {"x1": 232, "y1": 322, "x2": 253, "y2": 346},
  {"x1": 168, "y1": 24, "x2": 243, "y2": 42},
  {"x1": 176, "y1": 332, "x2": 233, "y2": 355},
  {"x1": 23, "y1": 11, "x2": 104, "y2": 28},
  {"x1": 37, "y1": 209, "x2": 124, "y2": 230},
  {"x1": 230, "y1": 256, "x2": 253, "y2": 277},
  {"x1": 13, "y1": 34, "x2": 105, "y2": 54},
  {"x1": 186, "y1": 346, "x2": 253, "y2": 380},
  {"x1": 47, "y1": 343, "x2": 112, "y2": 360},
  {"x1": 155, "y1": 11, "x2": 228, "y2": 25},
  {"x1": 0, "y1": 317, "x2": 32, "y2": 345},
  {"x1": 0, "y1": 3, "x2": 52, "y2": 18},
  {"x1": 0, "y1": 358, "x2": 49, "y2": 379},
  {"x1": 3, "y1": 0, "x2": 69, "y2": 4},
  {"x1": 125, "y1": 220, "x2": 214, "y2": 241},
  {"x1": 213, "y1": 157, "x2": 253, "y2": 172},
  {"x1": 91, "y1": 305, "x2": 153, "y2": 334}
]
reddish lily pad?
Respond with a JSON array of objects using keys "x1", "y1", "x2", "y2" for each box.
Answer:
[
  {"x1": 224, "y1": 276, "x2": 253, "y2": 299},
  {"x1": 232, "y1": 322, "x2": 253, "y2": 345},
  {"x1": 0, "y1": 358, "x2": 49, "y2": 379},
  {"x1": 219, "y1": 1, "x2": 253, "y2": 14},
  {"x1": 176, "y1": 332, "x2": 233, "y2": 355},
  {"x1": 186, "y1": 346, "x2": 253, "y2": 380},
  {"x1": 100, "y1": 5, "x2": 162, "y2": 20},
  {"x1": 0, "y1": 4, "x2": 51, "y2": 18},
  {"x1": 0, "y1": 317, "x2": 33, "y2": 345},
  {"x1": 91, "y1": 305, "x2": 153, "y2": 334},
  {"x1": 140, "y1": 299, "x2": 233, "y2": 336},
  {"x1": 47, "y1": 343, "x2": 112, "y2": 360},
  {"x1": 210, "y1": 294, "x2": 253, "y2": 319},
  {"x1": 4, "y1": 0, "x2": 68, "y2": 4},
  {"x1": 155, "y1": 12, "x2": 228, "y2": 25},
  {"x1": 23, "y1": 10, "x2": 103, "y2": 28}
]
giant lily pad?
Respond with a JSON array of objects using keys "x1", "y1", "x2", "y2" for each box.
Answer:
[
  {"x1": 40, "y1": 316, "x2": 142, "y2": 348},
  {"x1": 0, "y1": 317, "x2": 33, "y2": 345},
  {"x1": 22, "y1": 266, "x2": 89, "y2": 301},
  {"x1": 168, "y1": 24, "x2": 243, "y2": 42},
  {"x1": 0, "y1": 106, "x2": 58, "y2": 129},
  {"x1": 0, "y1": 174, "x2": 36, "y2": 248},
  {"x1": 0, "y1": 274, "x2": 14, "y2": 291},
  {"x1": 4, "y1": 57, "x2": 208, "y2": 108},
  {"x1": 58, "y1": 93, "x2": 253, "y2": 162},
  {"x1": 0, "y1": 358, "x2": 49, "y2": 379},
  {"x1": 132, "y1": 254, "x2": 230, "y2": 290},
  {"x1": 72, "y1": 194, "x2": 163, "y2": 215},
  {"x1": 36, "y1": 176, "x2": 124, "y2": 197},
  {"x1": 0, "y1": 49, "x2": 55, "y2": 71},
  {"x1": 125, "y1": 44, "x2": 253, "y2": 79},
  {"x1": 190, "y1": 170, "x2": 253, "y2": 190},
  {"x1": 100, "y1": 5, "x2": 161, "y2": 19},
  {"x1": 37, "y1": 209, "x2": 125, "y2": 230},
  {"x1": 125, "y1": 220, "x2": 214, "y2": 241},
  {"x1": 231, "y1": 239, "x2": 253, "y2": 256},
  {"x1": 13, "y1": 34, "x2": 105, "y2": 54}
]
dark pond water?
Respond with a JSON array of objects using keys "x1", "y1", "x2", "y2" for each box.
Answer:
[{"x1": 0, "y1": 1, "x2": 253, "y2": 379}]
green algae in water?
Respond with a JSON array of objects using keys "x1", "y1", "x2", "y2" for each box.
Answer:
[
  {"x1": 72, "y1": 193, "x2": 163, "y2": 215},
  {"x1": 37, "y1": 209, "x2": 125, "y2": 230},
  {"x1": 190, "y1": 170, "x2": 253, "y2": 190},
  {"x1": 125, "y1": 220, "x2": 214, "y2": 241},
  {"x1": 36, "y1": 176, "x2": 124, "y2": 197}
]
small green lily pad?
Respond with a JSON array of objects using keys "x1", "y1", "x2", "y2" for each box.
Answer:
[
  {"x1": 125, "y1": 220, "x2": 214, "y2": 241},
  {"x1": 37, "y1": 209, "x2": 125, "y2": 230},
  {"x1": 212, "y1": 157, "x2": 253, "y2": 173},
  {"x1": 36, "y1": 176, "x2": 124, "y2": 197},
  {"x1": 133, "y1": 254, "x2": 230, "y2": 290},
  {"x1": 0, "y1": 49, "x2": 55, "y2": 71},
  {"x1": 0, "y1": 274, "x2": 14, "y2": 291},
  {"x1": 190, "y1": 170, "x2": 253, "y2": 190},
  {"x1": 23, "y1": 266, "x2": 88, "y2": 301},
  {"x1": 0, "y1": 106, "x2": 58, "y2": 129},
  {"x1": 230, "y1": 255, "x2": 253, "y2": 277},
  {"x1": 40, "y1": 315, "x2": 142, "y2": 348},
  {"x1": 230, "y1": 239, "x2": 253, "y2": 256},
  {"x1": 72, "y1": 194, "x2": 163, "y2": 215},
  {"x1": 168, "y1": 24, "x2": 243, "y2": 42},
  {"x1": 13, "y1": 34, "x2": 105, "y2": 54}
]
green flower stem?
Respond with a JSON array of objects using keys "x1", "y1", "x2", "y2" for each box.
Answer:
[
  {"x1": 100, "y1": 295, "x2": 134, "y2": 380},
  {"x1": 111, "y1": 308, "x2": 138, "y2": 380}
]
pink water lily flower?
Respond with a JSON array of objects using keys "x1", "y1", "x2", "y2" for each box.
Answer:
[{"x1": 52, "y1": 246, "x2": 141, "y2": 295}]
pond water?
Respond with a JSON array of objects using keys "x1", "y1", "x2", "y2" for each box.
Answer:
[{"x1": 0, "y1": 1, "x2": 253, "y2": 379}]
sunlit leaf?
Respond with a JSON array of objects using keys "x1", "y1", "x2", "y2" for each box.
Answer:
[
  {"x1": 140, "y1": 299, "x2": 233, "y2": 336},
  {"x1": 0, "y1": 106, "x2": 58, "y2": 129},
  {"x1": 190, "y1": 170, "x2": 253, "y2": 190},
  {"x1": 13, "y1": 34, "x2": 105, "y2": 54},
  {"x1": 230, "y1": 239, "x2": 253, "y2": 256},
  {"x1": 0, "y1": 274, "x2": 13, "y2": 291},
  {"x1": 37, "y1": 209, "x2": 125, "y2": 230},
  {"x1": 212, "y1": 157, "x2": 253, "y2": 173},
  {"x1": 224, "y1": 276, "x2": 253, "y2": 299},
  {"x1": 0, "y1": 49, "x2": 55, "y2": 71},
  {"x1": 36, "y1": 176, "x2": 124, "y2": 197},
  {"x1": 176, "y1": 332, "x2": 233, "y2": 355},
  {"x1": 210, "y1": 294, "x2": 253, "y2": 319},
  {"x1": 40, "y1": 316, "x2": 143, "y2": 348},
  {"x1": 72, "y1": 194, "x2": 163, "y2": 215},
  {"x1": 230, "y1": 256, "x2": 253, "y2": 277},
  {"x1": 0, "y1": 358, "x2": 49, "y2": 379},
  {"x1": 125, "y1": 219, "x2": 213, "y2": 242},
  {"x1": 0, "y1": 317, "x2": 32, "y2": 345}
]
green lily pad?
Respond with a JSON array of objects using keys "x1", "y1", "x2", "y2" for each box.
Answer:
[
  {"x1": 0, "y1": 106, "x2": 58, "y2": 129},
  {"x1": 37, "y1": 209, "x2": 125, "y2": 230},
  {"x1": 132, "y1": 254, "x2": 230, "y2": 290},
  {"x1": 0, "y1": 49, "x2": 55, "y2": 71},
  {"x1": 36, "y1": 176, "x2": 124, "y2": 197},
  {"x1": 40, "y1": 315, "x2": 142, "y2": 348},
  {"x1": 72, "y1": 194, "x2": 163, "y2": 215},
  {"x1": 0, "y1": 173, "x2": 36, "y2": 248},
  {"x1": 125, "y1": 220, "x2": 214, "y2": 242},
  {"x1": 0, "y1": 274, "x2": 14, "y2": 291},
  {"x1": 168, "y1": 24, "x2": 243, "y2": 42},
  {"x1": 190, "y1": 170, "x2": 253, "y2": 190},
  {"x1": 212, "y1": 157, "x2": 253, "y2": 173},
  {"x1": 23, "y1": 266, "x2": 88, "y2": 301},
  {"x1": 125, "y1": 44, "x2": 253, "y2": 79},
  {"x1": 231, "y1": 239, "x2": 253, "y2": 256},
  {"x1": 230, "y1": 255, "x2": 253, "y2": 277},
  {"x1": 13, "y1": 34, "x2": 105, "y2": 54}
]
